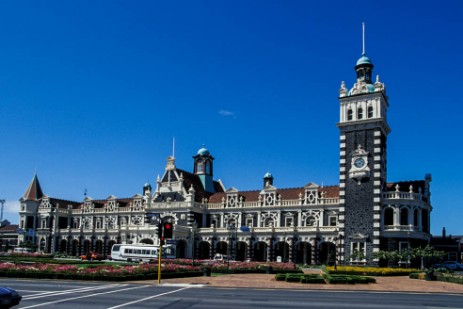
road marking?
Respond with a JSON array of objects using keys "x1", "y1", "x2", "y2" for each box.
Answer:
[
  {"x1": 19, "y1": 285, "x2": 149, "y2": 308},
  {"x1": 107, "y1": 286, "x2": 193, "y2": 309},
  {"x1": 22, "y1": 284, "x2": 127, "y2": 300}
]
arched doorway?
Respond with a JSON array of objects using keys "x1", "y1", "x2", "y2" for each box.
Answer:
[
  {"x1": 83, "y1": 239, "x2": 91, "y2": 254},
  {"x1": 235, "y1": 241, "x2": 247, "y2": 261},
  {"x1": 198, "y1": 241, "x2": 210, "y2": 259},
  {"x1": 71, "y1": 239, "x2": 79, "y2": 256},
  {"x1": 95, "y1": 240, "x2": 103, "y2": 254},
  {"x1": 274, "y1": 241, "x2": 290, "y2": 262},
  {"x1": 107, "y1": 240, "x2": 116, "y2": 256},
  {"x1": 59, "y1": 239, "x2": 67, "y2": 254},
  {"x1": 215, "y1": 241, "x2": 228, "y2": 255},
  {"x1": 253, "y1": 241, "x2": 267, "y2": 262},
  {"x1": 176, "y1": 240, "x2": 187, "y2": 258},
  {"x1": 39, "y1": 238, "x2": 46, "y2": 252},
  {"x1": 140, "y1": 238, "x2": 154, "y2": 245},
  {"x1": 295, "y1": 242, "x2": 312, "y2": 264},
  {"x1": 319, "y1": 242, "x2": 336, "y2": 265}
]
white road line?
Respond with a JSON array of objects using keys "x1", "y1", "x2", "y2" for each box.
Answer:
[
  {"x1": 107, "y1": 286, "x2": 192, "y2": 309},
  {"x1": 19, "y1": 285, "x2": 149, "y2": 309},
  {"x1": 22, "y1": 284, "x2": 127, "y2": 300}
]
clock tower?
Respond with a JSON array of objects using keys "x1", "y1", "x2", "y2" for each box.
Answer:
[{"x1": 337, "y1": 51, "x2": 390, "y2": 264}]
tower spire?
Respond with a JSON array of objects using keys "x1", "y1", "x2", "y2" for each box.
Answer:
[{"x1": 23, "y1": 173, "x2": 44, "y2": 201}]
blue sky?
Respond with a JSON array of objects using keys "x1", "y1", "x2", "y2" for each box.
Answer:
[{"x1": 0, "y1": 1, "x2": 462, "y2": 236}]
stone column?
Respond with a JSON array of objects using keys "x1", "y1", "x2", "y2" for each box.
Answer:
[
  {"x1": 247, "y1": 238, "x2": 252, "y2": 261},
  {"x1": 209, "y1": 239, "x2": 214, "y2": 259},
  {"x1": 311, "y1": 238, "x2": 318, "y2": 265},
  {"x1": 266, "y1": 238, "x2": 272, "y2": 262},
  {"x1": 288, "y1": 237, "x2": 293, "y2": 263}
]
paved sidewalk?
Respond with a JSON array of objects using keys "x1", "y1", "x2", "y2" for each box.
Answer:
[{"x1": 139, "y1": 273, "x2": 463, "y2": 294}]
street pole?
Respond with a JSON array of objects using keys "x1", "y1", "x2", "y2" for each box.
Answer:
[
  {"x1": 191, "y1": 221, "x2": 197, "y2": 266},
  {"x1": 0, "y1": 199, "x2": 5, "y2": 222}
]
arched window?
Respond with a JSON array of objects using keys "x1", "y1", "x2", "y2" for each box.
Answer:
[
  {"x1": 306, "y1": 216, "x2": 316, "y2": 226},
  {"x1": 367, "y1": 106, "x2": 374, "y2": 118},
  {"x1": 265, "y1": 218, "x2": 274, "y2": 227},
  {"x1": 227, "y1": 219, "x2": 236, "y2": 227},
  {"x1": 384, "y1": 207, "x2": 394, "y2": 226},
  {"x1": 400, "y1": 208, "x2": 409, "y2": 225},
  {"x1": 347, "y1": 109, "x2": 353, "y2": 121},
  {"x1": 422, "y1": 209, "x2": 429, "y2": 232},
  {"x1": 357, "y1": 107, "x2": 363, "y2": 119}
]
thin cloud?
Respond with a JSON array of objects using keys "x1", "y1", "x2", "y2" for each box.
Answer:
[
  {"x1": 4, "y1": 200, "x2": 20, "y2": 213},
  {"x1": 219, "y1": 110, "x2": 236, "y2": 117}
]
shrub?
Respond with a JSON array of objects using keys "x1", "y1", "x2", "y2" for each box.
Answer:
[
  {"x1": 300, "y1": 274, "x2": 325, "y2": 284},
  {"x1": 325, "y1": 266, "x2": 419, "y2": 276},
  {"x1": 324, "y1": 274, "x2": 375, "y2": 284}
]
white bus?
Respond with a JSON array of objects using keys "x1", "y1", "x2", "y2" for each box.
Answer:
[{"x1": 110, "y1": 243, "x2": 176, "y2": 262}]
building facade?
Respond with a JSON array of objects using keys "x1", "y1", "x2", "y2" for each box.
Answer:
[{"x1": 18, "y1": 50, "x2": 432, "y2": 265}]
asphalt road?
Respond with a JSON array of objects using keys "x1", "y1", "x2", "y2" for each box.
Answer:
[{"x1": 1, "y1": 279, "x2": 462, "y2": 309}]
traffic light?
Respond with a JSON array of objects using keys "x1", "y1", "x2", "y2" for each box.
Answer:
[
  {"x1": 157, "y1": 223, "x2": 162, "y2": 238},
  {"x1": 163, "y1": 222, "x2": 173, "y2": 239}
]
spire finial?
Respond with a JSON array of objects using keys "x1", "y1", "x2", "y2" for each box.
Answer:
[{"x1": 362, "y1": 22, "x2": 366, "y2": 55}]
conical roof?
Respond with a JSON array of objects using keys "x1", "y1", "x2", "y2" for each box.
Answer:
[{"x1": 23, "y1": 174, "x2": 44, "y2": 201}]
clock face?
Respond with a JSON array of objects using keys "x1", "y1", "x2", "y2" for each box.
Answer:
[{"x1": 354, "y1": 157, "x2": 365, "y2": 168}]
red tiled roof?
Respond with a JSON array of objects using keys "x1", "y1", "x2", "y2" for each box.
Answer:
[
  {"x1": 0, "y1": 224, "x2": 19, "y2": 232},
  {"x1": 48, "y1": 198, "x2": 82, "y2": 209},
  {"x1": 386, "y1": 180, "x2": 426, "y2": 193},
  {"x1": 208, "y1": 185, "x2": 339, "y2": 203}
]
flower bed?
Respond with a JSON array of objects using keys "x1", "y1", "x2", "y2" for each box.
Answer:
[{"x1": 0, "y1": 261, "x2": 202, "y2": 281}]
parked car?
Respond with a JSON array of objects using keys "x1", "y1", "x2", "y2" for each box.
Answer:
[
  {"x1": 432, "y1": 261, "x2": 463, "y2": 271},
  {"x1": 0, "y1": 286, "x2": 22, "y2": 309},
  {"x1": 213, "y1": 253, "x2": 226, "y2": 262}
]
